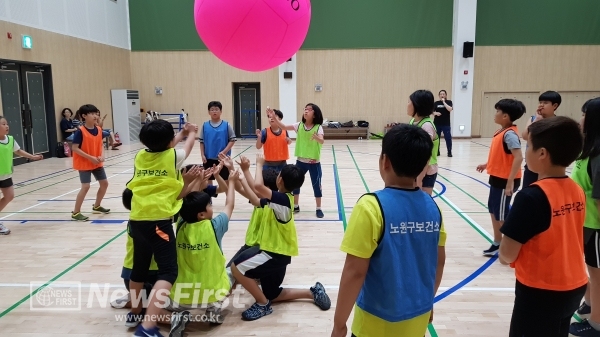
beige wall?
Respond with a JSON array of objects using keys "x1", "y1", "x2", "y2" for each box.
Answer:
[
  {"x1": 129, "y1": 51, "x2": 279, "y2": 130},
  {"x1": 0, "y1": 20, "x2": 131, "y2": 140},
  {"x1": 297, "y1": 48, "x2": 453, "y2": 135},
  {"x1": 473, "y1": 45, "x2": 600, "y2": 137}
]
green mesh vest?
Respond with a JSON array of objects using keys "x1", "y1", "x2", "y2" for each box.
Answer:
[
  {"x1": 572, "y1": 156, "x2": 600, "y2": 229},
  {"x1": 409, "y1": 117, "x2": 439, "y2": 166}
]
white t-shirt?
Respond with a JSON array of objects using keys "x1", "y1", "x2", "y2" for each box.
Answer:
[
  {"x1": 420, "y1": 122, "x2": 438, "y2": 175},
  {"x1": 293, "y1": 123, "x2": 324, "y2": 163},
  {"x1": 0, "y1": 136, "x2": 20, "y2": 181}
]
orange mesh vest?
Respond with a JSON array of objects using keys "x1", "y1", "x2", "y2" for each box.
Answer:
[
  {"x1": 486, "y1": 126, "x2": 522, "y2": 179},
  {"x1": 512, "y1": 178, "x2": 587, "y2": 291},
  {"x1": 73, "y1": 126, "x2": 103, "y2": 171},
  {"x1": 264, "y1": 127, "x2": 289, "y2": 162}
]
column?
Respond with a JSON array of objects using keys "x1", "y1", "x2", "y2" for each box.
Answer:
[{"x1": 278, "y1": 54, "x2": 297, "y2": 138}]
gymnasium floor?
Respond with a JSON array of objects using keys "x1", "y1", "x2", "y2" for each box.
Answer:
[{"x1": 0, "y1": 138, "x2": 558, "y2": 336}]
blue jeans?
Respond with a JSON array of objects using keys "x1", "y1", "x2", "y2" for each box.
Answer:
[
  {"x1": 436, "y1": 125, "x2": 452, "y2": 153},
  {"x1": 292, "y1": 161, "x2": 322, "y2": 198}
]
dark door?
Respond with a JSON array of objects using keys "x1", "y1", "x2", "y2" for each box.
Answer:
[
  {"x1": 233, "y1": 83, "x2": 261, "y2": 138},
  {"x1": 21, "y1": 66, "x2": 49, "y2": 154},
  {"x1": 0, "y1": 66, "x2": 27, "y2": 165}
]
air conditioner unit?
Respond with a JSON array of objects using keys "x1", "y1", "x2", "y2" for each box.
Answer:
[{"x1": 111, "y1": 89, "x2": 140, "y2": 145}]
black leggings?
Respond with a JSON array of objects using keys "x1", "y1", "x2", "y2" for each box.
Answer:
[
  {"x1": 509, "y1": 280, "x2": 586, "y2": 337},
  {"x1": 129, "y1": 220, "x2": 178, "y2": 285},
  {"x1": 522, "y1": 165, "x2": 539, "y2": 188}
]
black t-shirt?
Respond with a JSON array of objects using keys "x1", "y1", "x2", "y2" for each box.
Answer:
[
  {"x1": 60, "y1": 118, "x2": 74, "y2": 140},
  {"x1": 433, "y1": 100, "x2": 453, "y2": 126},
  {"x1": 500, "y1": 180, "x2": 562, "y2": 244}
]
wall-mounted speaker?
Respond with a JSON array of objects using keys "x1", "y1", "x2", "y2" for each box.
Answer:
[
  {"x1": 463, "y1": 42, "x2": 474, "y2": 58},
  {"x1": 283, "y1": 72, "x2": 293, "y2": 79}
]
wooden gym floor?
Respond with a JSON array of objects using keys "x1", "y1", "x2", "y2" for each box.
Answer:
[{"x1": 0, "y1": 138, "x2": 570, "y2": 336}]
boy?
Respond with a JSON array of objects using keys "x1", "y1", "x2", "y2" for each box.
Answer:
[
  {"x1": 71, "y1": 104, "x2": 110, "y2": 221},
  {"x1": 229, "y1": 155, "x2": 331, "y2": 321},
  {"x1": 476, "y1": 99, "x2": 525, "y2": 256},
  {"x1": 200, "y1": 101, "x2": 236, "y2": 183},
  {"x1": 161, "y1": 168, "x2": 239, "y2": 337},
  {"x1": 126, "y1": 119, "x2": 199, "y2": 337},
  {"x1": 521, "y1": 91, "x2": 562, "y2": 187},
  {"x1": 499, "y1": 116, "x2": 587, "y2": 337},
  {"x1": 255, "y1": 108, "x2": 292, "y2": 173},
  {"x1": 331, "y1": 124, "x2": 443, "y2": 337}
]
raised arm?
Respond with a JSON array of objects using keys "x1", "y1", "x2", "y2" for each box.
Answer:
[
  {"x1": 254, "y1": 154, "x2": 273, "y2": 199},
  {"x1": 222, "y1": 169, "x2": 240, "y2": 220}
]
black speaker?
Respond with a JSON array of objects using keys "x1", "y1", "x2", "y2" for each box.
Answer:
[
  {"x1": 283, "y1": 72, "x2": 293, "y2": 79},
  {"x1": 463, "y1": 42, "x2": 474, "y2": 58}
]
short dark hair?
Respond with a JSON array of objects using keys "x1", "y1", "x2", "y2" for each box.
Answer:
[
  {"x1": 179, "y1": 191, "x2": 212, "y2": 223},
  {"x1": 439, "y1": 90, "x2": 447, "y2": 95},
  {"x1": 263, "y1": 168, "x2": 279, "y2": 191},
  {"x1": 409, "y1": 90, "x2": 435, "y2": 117},
  {"x1": 539, "y1": 91, "x2": 562, "y2": 107},
  {"x1": 581, "y1": 98, "x2": 600, "y2": 160},
  {"x1": 139, "y1": 119, "x2": 175, "y2": 152},
  {"x1": 77, "y1": 104, "x2": 99, "y2": 118},
  {"x1": 495, "y1": 99, "x2": 525, "y2": 122},
  {"x1": 208, "y1": 101, "x2": 222, "y2": 111},
  {"x1": 302, "y1": 103, "x2": 324, "y2": 125},
  {"x1": 61, "y1": 108, "x2": 73, "y2": 118},
  {"x1": 122, "y1": 188, "x2": 133, "y2": 210},
  {"x1": 279, "y1": 165, "x2": 305, "y2": 192},
  {"x1": 528, "y1": 116, "x2": 582, "y2": 167},
  {"x1": 381, "y1": 124, "x2": 433, "y2": 178},
  {"x1": 272, "y1": 109, "x2": 283, "y2": 120}
]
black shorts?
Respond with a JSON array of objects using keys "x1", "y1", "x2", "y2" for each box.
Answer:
[
  {"x1": 509, "y1": 280, "x2": 586, "y2": 337},
  {"x1": 128, "y1": 219, "x2": 178, "y2": 285},
  {"x1": 203, "y1": 159, "x2": 230, "y2": 181},
  {"x1": 230, "y1": 245, "x2": 291, "y2": 300},
  {"x1": 0, "y1": 178, "x2": 13, "y2": 188},
  {"x1": 584, "y1": 227, "x2": 600, "y2": 268},
  {"x1": 488, "y1": 185, "x2": 516, "y2": 222},
  {"x1": 422, "y1": 173, "x2": 437, "y2": 188}
]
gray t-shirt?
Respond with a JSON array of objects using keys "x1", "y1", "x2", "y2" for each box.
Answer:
[
  {"x1": 503, "y1": 130, "x2": 521, "y2": 150},
  {"x1": 590, "y1": 155, "x2": 600, "y2": 200},
  {"x1": 198, "y1": 120, "x2": 236, "y2": 143}
]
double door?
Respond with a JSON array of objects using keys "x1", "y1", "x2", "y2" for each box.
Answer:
[{"x1": 0, "y1": 62, "x2": 50, "y2": 164}]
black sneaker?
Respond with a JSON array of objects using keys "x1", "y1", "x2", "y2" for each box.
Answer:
[
  {"x1": 294, "y1": 206, "x2": 300, "y2": 214},
  {"x1": 578, "y1": 302, "x2": 592, "y2": 319},
  {"x1": 483, "y1": 244, "x2": 499, "y2": 257},
  {"x1": 316, "y1": 209, "x2": 324, "y2": 218},
  {"x1": 448, "y1": 152, "x2": 453, "y2": 157}
]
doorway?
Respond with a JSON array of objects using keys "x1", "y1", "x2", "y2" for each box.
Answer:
[
  {"x1": 232, "y1": 83, "x2": 261, "y2": 139},
  {"x1": 0, "y1": 59, "x2": 56, "y2": 165}
]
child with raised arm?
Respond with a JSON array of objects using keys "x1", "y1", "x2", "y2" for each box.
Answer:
[
  {"x1": 272, "y1": 104, "x2": 325, "y2": 218},
  {"x1": 0, "y1": 116, "x2": 43, "y2": 234},
  {"x1": 255, "y1": 108, "x2": 292, "y2": 173}
]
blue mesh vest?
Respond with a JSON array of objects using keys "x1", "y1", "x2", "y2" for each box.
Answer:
[
  {"x1": 356, "y1": 187, "x2": 441, "y2": 322},
  {"x1": 203, "y1": 121, "x2": 231, "y2": 159}
]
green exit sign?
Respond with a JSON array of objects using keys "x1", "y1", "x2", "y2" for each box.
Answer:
[{"x1": 22, "y1": 35, "x2": 32, "y2": 49}]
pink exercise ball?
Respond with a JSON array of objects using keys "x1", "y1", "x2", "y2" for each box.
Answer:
[{"x1": 194, "y1": 0, "x2": 311, "y2": 72}]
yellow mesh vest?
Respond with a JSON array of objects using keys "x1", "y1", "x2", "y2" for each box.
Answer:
[
  {"x1": 244, "y1": 207, "x2": 264, "y2": 246},
  {"x1": 259, "y1": 193, "x2": 298, "y2": 256}
]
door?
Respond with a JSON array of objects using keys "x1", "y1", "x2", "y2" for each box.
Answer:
[
  {"x1": 480, "y1": 92, "x2": 539, "y2": 138},
  {"x1": 22, "y1": 66, "x2": 49, "y2": 154},
  {"x1": 0, "y1": 66, "x2": 26, "y2": 164},
  {"x1": 233, "y1": 83, "x2": 261, "y2": 138}
]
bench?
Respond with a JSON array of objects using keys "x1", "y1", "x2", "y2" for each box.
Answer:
[{"x1": 323, "y1": 126, "x2": 369, "y2": 139}]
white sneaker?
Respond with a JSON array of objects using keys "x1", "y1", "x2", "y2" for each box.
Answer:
[
  {"x1": 110, "y1": 293, "x2": 130, "y2": 308},
  {"x1": 0, "y1": 223, "x2": 11, "y2": 235}
]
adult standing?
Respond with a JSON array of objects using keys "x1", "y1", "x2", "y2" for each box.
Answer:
[{"x1": 433, "y1": 90, "x2": 453, "y2": 157}]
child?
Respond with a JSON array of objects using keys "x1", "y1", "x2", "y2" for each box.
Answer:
[
  {"x1": 71, "y1": 104, "x2": 110, "y2": 221},
  {"x1": 407, "y1": 89, "x2": 440, "y2": 196},
  {"x1": 521, "y1": 91, "x2": 561, "y2": 187},
  {"x1": 499, "y1": 116, "x2": 587, "y2": 337},
  {"x1": 229, "y1": 155, "x2": 331, "y2": 321},
  {"x1": 476, "y1": 99, "x2": 525, "y2": 256},
  {"x1": 255, "y1": 108, "x2": 292, "y2": 173},
  {"x1": 126, "y1": 119, "x2": 199, "y2": 337},
  {"x1": 273, "y1": 103, "x2": 325, "y2": 218},
  {"x1": 570, "y1": 98, "x2": 600, "y2": 337},
  {"x1": 112, "y1": 188, "x2": 158, "y2": 310},
  {"x1": 161, "y1": 169, "x2": 239, "y2": 337},
  {"x1": 0, "y1": 116, "x2": 43, "y2": 234},
  {"x1": 331, "y1": 124, "x2": 443, "y2": 337},
  {"x1": 199, "y1": 101, "x2": 236, "y2": 183}
]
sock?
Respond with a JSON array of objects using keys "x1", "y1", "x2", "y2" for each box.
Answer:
[
  {"x1": 589, "y1": 319, "x2": 600, "y2": 331},
  {"x1": 316, "y1": 207, "x2": 322, "y2": 210},
  {"x1": 294, "y1": 204, "x2": 299, "y2": 208},
  {"x1": 493, "y1": 241, "x2": 500, "y2": 246}
]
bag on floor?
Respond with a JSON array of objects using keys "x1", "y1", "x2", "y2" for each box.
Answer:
[
  {"x1": 56, "y1": 142, "x2": 66, "y2": 158},
  {"x1": 63, "y1": 142, "x2": 72, "y2": 157}
]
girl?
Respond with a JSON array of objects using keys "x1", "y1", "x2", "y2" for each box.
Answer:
[
  {"x1": 0, "y1": 116, "x2": 43, "y2": 235},
  {"x1": 570, "y1": 98, "x2": 600, "y2": 336},
  {"x1": 407, "y1": 90, "x2": 439, "y2": 196},
  {"x1": 60, "y1": 108, "x2": 77, "y2": 141},
  {"x1": 273, "y1": 104, "x2": 325, "y2": 218}
]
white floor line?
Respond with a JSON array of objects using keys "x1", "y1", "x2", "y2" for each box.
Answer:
[
  {"x1": 0, "y1": 283, "x2": 515, "y2": 293},
  {"x1": 0, "y1": 168, "x2": 133, "y2": 220}
]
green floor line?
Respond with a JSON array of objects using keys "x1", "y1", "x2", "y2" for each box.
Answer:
[
  {"x1": 346, "y1": 145, "x2": 370, "y2": 193},
  {"x1": 438, "y1": 173, "x2": 488, "y2": 210}
]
